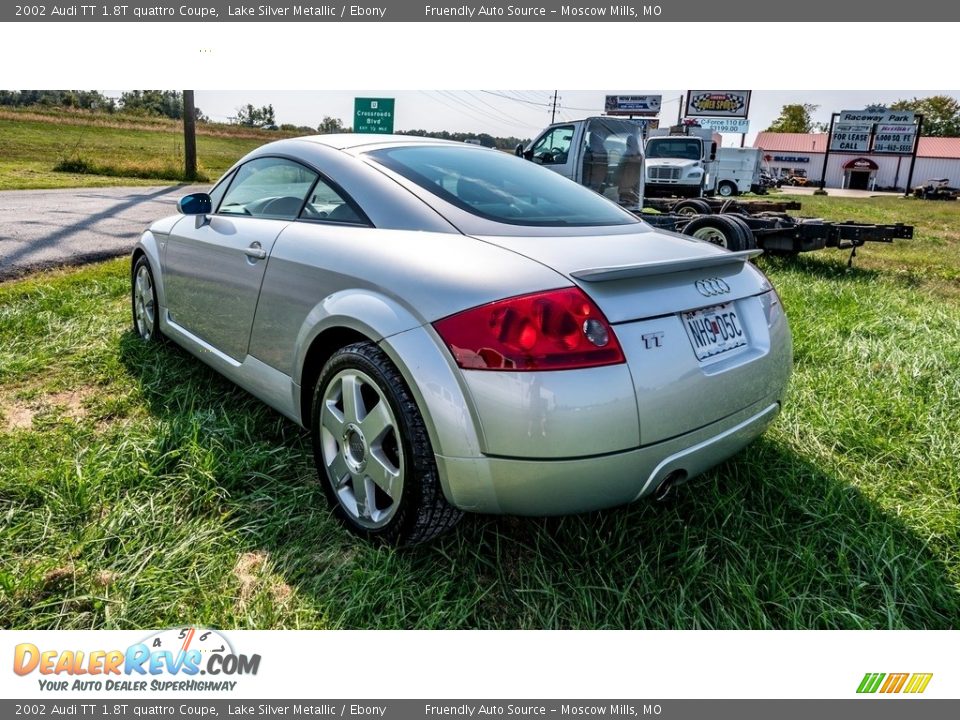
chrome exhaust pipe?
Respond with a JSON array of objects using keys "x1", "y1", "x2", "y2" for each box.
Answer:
[{"x1": 654, "y1": 470, "x2": 686, "y2": 502}]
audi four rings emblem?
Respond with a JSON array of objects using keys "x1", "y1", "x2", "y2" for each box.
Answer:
[{"x1": 695, "y1": 278, "x2": 731, "y2": 297}]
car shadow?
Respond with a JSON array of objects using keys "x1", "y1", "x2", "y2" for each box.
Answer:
[{"x1": 118, "y1": 331, "x2": 960, "y2": 630}]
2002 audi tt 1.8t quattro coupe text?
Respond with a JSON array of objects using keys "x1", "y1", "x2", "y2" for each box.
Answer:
[{"x1": 131, "y1": 134, "x2": 792, "y2": 544}]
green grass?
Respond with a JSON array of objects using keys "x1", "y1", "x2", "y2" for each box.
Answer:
[
  {"x1": 0, "y1": 198, "x2": 958, "y2": 629},
  {"x1": 0, "y1": 109, "x2": 298, "y2": 190}
]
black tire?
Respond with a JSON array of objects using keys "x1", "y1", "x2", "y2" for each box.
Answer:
[
  {"x1": 131, "y1": 254, "x2": 162, "y2": 343},
  {"x1": 311, "y1": 341, "x2": 462, "y2": 545},
  {"x1": 672, "y1": 198, "x2": 712, "y2": 216},
  {"x1": 723, "y1": 215, "x2": 758, "y2": 250},
  {"x1": 717, "y1": 181, "x2": 738, "y2": 197},
  {"x1": 681, "y1": 215, "x2": 753, "y2": 252}
]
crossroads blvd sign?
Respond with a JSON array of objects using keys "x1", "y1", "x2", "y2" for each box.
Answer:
[{"x1": 354, "y1": 98, "x2": 395, "y2": 134}]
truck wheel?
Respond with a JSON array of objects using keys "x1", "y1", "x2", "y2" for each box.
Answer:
[
  {"x1": 717, "y1": 181, "x2": 737, "y2": 197},
  {"x1": 681, "y1": 216, "x2": 753, "y2": 252},
  {"x1": 672, "y1": 199, "x2": 712, "y2": 216},
  {"x1": 723, "y1": 215, "x2": 758, "y2": 250}
]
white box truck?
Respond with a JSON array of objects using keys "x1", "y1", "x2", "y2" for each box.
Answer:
[
  {"x1": 716, "y1": 147, "x2": 764, "y2": 197},
  {"x1": 643, "y1": 125, "x2": 721, "y2": 198}
]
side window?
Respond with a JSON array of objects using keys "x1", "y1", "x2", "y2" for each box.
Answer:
[
  {"x1": 218, "y1": 157, "x2": 318, "y2": 220},
  {"x1": 299, "y1": 177, "x2": 365, "y2": 225},
  {"x1": 530, "y1": 125, "x2": 574, "y2": 166},
  {"x1": 208, "y1": 170, "x2": 234, "y2": 213}
]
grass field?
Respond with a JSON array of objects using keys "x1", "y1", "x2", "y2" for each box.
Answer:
[
  {"x1": 0, "y1": 197, "x2": 958, "y2": 629},
  {"x1": 0, "y1": 108, "x2": 295, "y2": 190}
]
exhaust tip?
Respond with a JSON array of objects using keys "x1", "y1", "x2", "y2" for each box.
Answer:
[{"x1": 654, "y1": 469, "x2": 687, "y2": 502}]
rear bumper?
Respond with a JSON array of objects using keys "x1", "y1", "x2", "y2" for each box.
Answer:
[{"x1": 436, "y1": 394, "x2": 781, "y2": 515}]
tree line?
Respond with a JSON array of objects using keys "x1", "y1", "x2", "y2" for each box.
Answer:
[{"x1": 765, "y1": 96, "x2": 960, "y2": 137}]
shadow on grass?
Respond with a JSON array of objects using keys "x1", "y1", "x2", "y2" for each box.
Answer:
[{"x1": 118, "y1": 332, "x2": 960, "y2": 630}]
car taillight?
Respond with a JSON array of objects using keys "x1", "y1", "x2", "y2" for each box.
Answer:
[{"x1": 433, "y1": 287, "x2": 625, "y2": 371}]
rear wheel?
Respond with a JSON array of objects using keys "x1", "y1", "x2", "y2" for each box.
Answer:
[
  {"x1": 311, "y1": 342, "x2": 462, "y2": 545},
  {"x1": 717, "y1": 181, "x2": 737, "y2": 197},
  {"x1": 682, "y1": 215, "x2": 755, "y2": 252}
]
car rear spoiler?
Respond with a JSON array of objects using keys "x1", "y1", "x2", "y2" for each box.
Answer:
[{"x1": 570, "y1": 249, "x2": 763, "y2": 283}]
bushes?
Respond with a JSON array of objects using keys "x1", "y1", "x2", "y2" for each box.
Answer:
[{"x1": 52, "y1": 154, "x2": 209, "y2": 183}]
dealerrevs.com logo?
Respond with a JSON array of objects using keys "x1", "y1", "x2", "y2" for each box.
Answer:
[
  {"x1": 13, "y1": 628, "x2": 260, "y2": 692},
  {"x1": 857, "y1": 673, "x2": 933, "y2": 694}
]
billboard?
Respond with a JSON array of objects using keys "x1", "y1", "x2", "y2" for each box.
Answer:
[
  {"x1": 605, "y1": 95, "x2": 662, "y2": 116},
  {"x1": 685, "y1": 90, "x2": 751, "y2": 118}
]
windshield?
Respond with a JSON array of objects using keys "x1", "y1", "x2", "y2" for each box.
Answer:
[
  {"x1": 368, "y1": 145, "x2": 638, "y2": 227},
  {"x1": 646, "y1": 138, "x2": 703, "y2": 161}
]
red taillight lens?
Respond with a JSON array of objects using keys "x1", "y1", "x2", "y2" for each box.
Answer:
[{"x1": 433, "y1": 287, "x2": 625, "y2": 371}]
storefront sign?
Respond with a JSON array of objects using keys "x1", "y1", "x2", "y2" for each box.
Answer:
[
  {"x1": 697, "y1": 117, "x2": 750, "y2": 134},
  {"x1": 605, "y1": 95, "x2": 661, "y2": 116},
  {"x1": 772, "y1": 155, "x2": 811, "y2": 163},
  {"x1": 685, "y1": 90, "x2": 751, "y2": 118},
  {"x1": 839, "y1": 109, "x2": 915, "y2": 124},
  {"x1": 830, "y1": 123, "x2": 871, "y2": 152},
  {"x1": 872, "y1": 124, "x2": 917, "y2": 154}
]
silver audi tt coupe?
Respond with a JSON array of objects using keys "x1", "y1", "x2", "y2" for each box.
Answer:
[{"x1": 131, "y1": 134, "x2": 792, "y2": 544}]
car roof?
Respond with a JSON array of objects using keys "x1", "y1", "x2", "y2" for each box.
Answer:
[{"x1": 291, "y1": 133, "x2": 468, "y2": 151}]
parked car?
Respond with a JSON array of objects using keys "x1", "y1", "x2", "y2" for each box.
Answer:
[{"x1": 132, "y1": 135, "x2": 792, "y2": 544}]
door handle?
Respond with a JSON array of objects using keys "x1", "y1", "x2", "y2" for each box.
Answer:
[{"x1": 244, "y1": 242, "x2": 267, "y2": 260}]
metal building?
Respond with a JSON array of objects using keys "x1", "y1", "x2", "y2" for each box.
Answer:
[{"x1": 753, "y1": 132, "x2": 960, "y2": 190}]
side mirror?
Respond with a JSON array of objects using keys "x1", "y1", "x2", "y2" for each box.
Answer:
[
  {"x1": 709, "y1": 142, "x2": 718, "y2": 162},
  {"x1": 178, "y1": 192, "x2": 212, "y2": 215},
  {"x1": 515, "y1": 143, "x2": 525, "y2": 158}
]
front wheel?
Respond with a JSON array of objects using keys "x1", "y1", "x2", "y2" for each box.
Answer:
[
  {"x1": 311, "y1": 342, "x2": 462, "y2": 545},
  {"x1": 131, "y1": 255, "x2": 161, "y2": 342}
]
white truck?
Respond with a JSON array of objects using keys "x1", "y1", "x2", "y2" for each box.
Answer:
[
  {"x1": 715, "y1": 147, "x2": 765, "y2": 197},
  {"x1": 643, "y1": 125, "x2": 721, "y2": 198},
  {"x1": 517, "y1": 117, "x2": 913, "y2": 260},
  {"x1": 515, "y1": 116, "x2": 647, "y2": 205}
]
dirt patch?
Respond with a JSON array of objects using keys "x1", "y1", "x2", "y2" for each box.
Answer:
[
  {"x1": 4, "y1": 403, "x2": 36, "y2": 431},
  {"x1": 233, "y1": 551, "x2": 268, "y2": 607},
  {"x1": 93, "y1": 570, "x2": 117, "y2": 588},
  {"x1": 1, "y1": 385, "x2": 96, "y2": 431}
]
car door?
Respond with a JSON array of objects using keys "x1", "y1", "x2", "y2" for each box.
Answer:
[
  {"x1": 164, "y1": 156, "x2": 319, "y2": 362},
  {"x1": 528, "y1": 124, "x2": 578, "y2": 182}
]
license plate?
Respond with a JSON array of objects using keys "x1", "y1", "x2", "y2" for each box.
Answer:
[{"x1": 683, "y1": 303, "x2": 747, "y2": 361}]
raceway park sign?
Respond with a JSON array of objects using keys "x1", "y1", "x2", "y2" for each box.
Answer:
[
  {"x1": 685, "y1": 91, "x2": 751, "y2": 118},
  {"x1": 831, "y1": 109, "x2": 918, "y2": 155}
]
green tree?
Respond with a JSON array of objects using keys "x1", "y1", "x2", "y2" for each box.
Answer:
[
  {"x1": 765, "y1": 104, "x2": 826, "y2": 133},
  {"x1": 317, "y1": 116, "x2": 349, "y2": 134},
  {"x1": 231, "y1": 103, "x2": 276, "y2": 127},
  {"x1": 891, "y1": 95, "x2": 960, "y2": 137}
]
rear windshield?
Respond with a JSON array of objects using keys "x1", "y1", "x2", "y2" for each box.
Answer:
[{"x1": 368, "y1": 145, "x2": 638, "y2": 227}]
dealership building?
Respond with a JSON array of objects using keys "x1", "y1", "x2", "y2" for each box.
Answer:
[{"x1": 753, "y1": 132, "x2": 960, "y2": 190}]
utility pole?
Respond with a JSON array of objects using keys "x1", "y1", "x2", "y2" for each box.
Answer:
[
  {"x1": 677, "y1": 93, "x2": 684, "y2": 124},
  {"x1": 183, "y1": 90, "x2": 197, "y2": 182},
  {"x1": 550, "y1": 90, "x2": 558, "y2": 124}
]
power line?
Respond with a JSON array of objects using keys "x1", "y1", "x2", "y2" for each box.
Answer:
[{"x1": 481, "y1": 90, "x2": 553, "y2": 108}]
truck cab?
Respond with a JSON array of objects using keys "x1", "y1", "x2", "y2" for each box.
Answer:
[
  {"x1": 644, "y1": 125, "x2": 720, "y2": 198},
  {"x1": 518, "y1": 116, "x2": 647, "y2": 207}
]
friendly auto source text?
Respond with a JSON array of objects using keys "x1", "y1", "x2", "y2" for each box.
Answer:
[{"x1": 424, "y1": 5, "x2": 663, "y2": 17}]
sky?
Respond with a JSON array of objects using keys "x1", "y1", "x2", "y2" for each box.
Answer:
[{"x1": 168, "y1": 90, "x2": 960, "y2": 147}]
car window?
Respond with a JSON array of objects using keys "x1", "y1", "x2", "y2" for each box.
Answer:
[
  {"x1": 529, "y1": 125, "x2": 574, "y2": 165},
  {"x1": 299, "y1": 176, "x2": 365, "y2": 225},
  {"x1": 219, "y1": 157, "x2": 318, "y2": 220},
  {"x1": 369, "y1": 145, "x2": 638, "y2": 227},
  {"x1": 208, "y1": 169, "x2": 234, "y2": 213}
]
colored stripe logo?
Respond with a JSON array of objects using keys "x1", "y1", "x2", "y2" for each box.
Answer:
[{"x1": 857, "y1": 672, "x2": 933, "y2": 694}]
